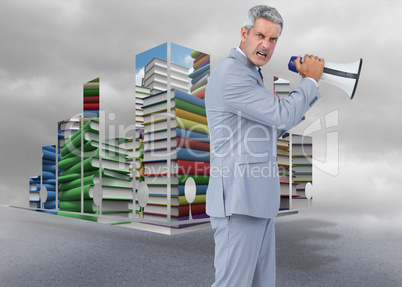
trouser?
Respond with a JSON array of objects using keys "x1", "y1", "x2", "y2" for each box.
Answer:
[{"x1": 211, "y1": 214, "x2": 276, "y2": 287}]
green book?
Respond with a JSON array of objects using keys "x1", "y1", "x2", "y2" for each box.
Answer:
[
  {"x1": 59, "y1": 174, "x2": 131, "y2": 191},
  {"x1": 142, "y1": 99, "x2": 206, "y2": 117},
  {"x1": 59, "y1": 147, "x2": 128, "y2": 171},
  {"x1": 61, "y1": 156, "x2": 130, "y2": 175},
  {"x1": 58, "y1": 168, "x2": 131, "y2": 183},
  {"x1": 60, "y1": 199, "x2": 130, "y2": 213},
  {"x1": 59, "y1": 184, "x2": 133, "y2": 201}
]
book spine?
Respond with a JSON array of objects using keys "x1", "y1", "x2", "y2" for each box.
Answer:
[
  {"x1": 83, "y1": 103, "x2": 100, "y2": 110},
  {"x1": 84, "y1": 96, "x2": 100, "y2": 103},
  {"x1": 173, "y1": 89, "x2": 206, "y2": 108},
  {"x1": 176, "y1": 137, "x2": 210, "y2": 152},
  {"x1": 175, "y1": 109, "x2": 207, "y2": 125},
  {"x1": 177, "y1": 160, "x2": 210, "y2": 175},
  {"x1": 176, "y1": 148, "x2": 210, "y2": 162},
  {"x1": 174, "y1": 99, "x2": 206, "y2": 117},
  {"x1": 175, "y1": 128, "x2": 209, "y2": 143}
]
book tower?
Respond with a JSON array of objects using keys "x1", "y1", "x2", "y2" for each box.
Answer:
[
  {"x1": 56, "y1": 78, "x2": 134, "y2": 222},
  {"x1": 273, "y1": 76, "x2": 314, "y2": 211},
  {"x1": 134, "y1": 43, "x2": 211, "y2": 228}
]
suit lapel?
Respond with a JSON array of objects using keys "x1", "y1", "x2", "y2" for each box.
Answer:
[{"x1": 229, "y1": 48, "x2": 264, "y2": 87}]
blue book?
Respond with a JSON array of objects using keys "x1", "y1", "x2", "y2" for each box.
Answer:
[
  {"x1": 191, "y1": 68, "x2": 210, "y2": 85},
  {"x1": 42, "y1": 149, "x2": 60, "y2": 161},
  {"x1": 148, "y1": 184, "x2": 208, "y2": 196},
  {"x1": 188, "y1": 64, "x2": 210, "y2": 79},
  {"x1": 42, "y1": 164, "x2": 56, "y2": 174}
]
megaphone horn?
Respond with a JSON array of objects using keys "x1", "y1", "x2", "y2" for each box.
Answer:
[{"x1": 288, "y1": 56, "x2": 363, "y2": 100}]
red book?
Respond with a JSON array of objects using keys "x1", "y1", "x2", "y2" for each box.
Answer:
[
  {"x1": 176, "y1": 137, "x2": 210, "y2": 152},
  {"x1": 83, "y1": 96, "x2": 99, "y2": 104},
  {"x1": 83, "y1": 103, "x2": 99, "y2": 110},
  {"x1": 144, "y1": 203, "x2": 206, "y2": 217},
  {"x1": 193, "y1": 52, "x2": 207, "y2": 63},
  {"x1": 193, "y1": 91, "x2": 205, "y2": 99}
]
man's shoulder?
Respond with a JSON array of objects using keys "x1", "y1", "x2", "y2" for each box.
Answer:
[{"x1": 214, "y1": 52, "x2": 250, "y2": 76}]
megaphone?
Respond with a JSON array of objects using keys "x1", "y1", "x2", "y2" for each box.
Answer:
[{"x1": 288, "y1": 56, "x2": 363, "y2": 99}]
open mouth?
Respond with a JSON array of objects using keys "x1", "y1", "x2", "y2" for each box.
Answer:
[{"x1": 256, "y1": 51, "x2": 267, "y2": 58}]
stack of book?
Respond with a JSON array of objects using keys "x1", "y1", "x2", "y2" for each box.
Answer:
[
  {"x1": 140, "y1": 88, "x2": 210, "y2": 225},
  {"x1": 277, "y1": 138, "x2": 300, "y2": 210},
  {"x1": 142, "y1": 57, "x2": 189, "y2": 95},
  {"x1": 29, "y1": 176, "x2": 41, "y2": 208},
  {"x1": 83, "y1": 78, "x2": 100, "y2": 118},
  {"x1": 273, "y1": 76, "x2": 290, "y2": 98},
  {"x1": 130, "y1": 128, "x2": 145, "y2": 214},
  {"x1": 134, "y1": 86, "x2": 151, "y2": 128},
  {"x1": 188, "y1": 50, "x2": 210, "y2": 99},
  {"x1": 292, "y1": 134, "x2": 313, "y2": 198},
  {"x1": 41, "y1": 145, "x2": 61, "y2": 209},
  {"x1": 273, "y1": 77, "x2": 302, "y2": 210},
  {"x1": 57, "y1": 119, "x2": 133, "y2": 221},
  {"x1": 58, "y1": 116, "x2": 81, "y2": 149}
]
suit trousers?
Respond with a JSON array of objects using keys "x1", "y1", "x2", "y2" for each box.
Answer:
[{"x1": 210, "y1": 214, "x2": 276, "y2": 287}]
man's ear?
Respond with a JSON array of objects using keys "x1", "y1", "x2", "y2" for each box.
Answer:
[{"x1": 240, "y1": 26, "x2": 248, "y2": 43}]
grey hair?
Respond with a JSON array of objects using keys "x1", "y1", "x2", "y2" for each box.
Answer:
[{"x1": 244, "y1": 5, "x2": 283, "y2": 34}]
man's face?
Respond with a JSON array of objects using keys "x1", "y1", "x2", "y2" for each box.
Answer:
[{"x1": 240, "y1": 18, "x2": 281, "y2": 67}]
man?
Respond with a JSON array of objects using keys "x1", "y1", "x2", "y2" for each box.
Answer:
[{"x1": 205, "y1": 5, "x2": 324, "y2": 287}]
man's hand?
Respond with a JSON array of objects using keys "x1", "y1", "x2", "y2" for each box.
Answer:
[{"x1": 294, "y1": 54, "x2": 324, "y2": 83}]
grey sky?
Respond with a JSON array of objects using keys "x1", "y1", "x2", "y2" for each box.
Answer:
[{"x1": 1, "y1": 0, "x2": 401, "y2": 221}]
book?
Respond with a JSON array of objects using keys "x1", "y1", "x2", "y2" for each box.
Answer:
[
  {"x1": 58, "y1": 148, "x2": 128, "y2": 171},
  {"x1": 190, "y1": 74, "x2": 209, "y2": 93},
  {"x1": 143, "y1": 58, "x2": 189, "y2": 93},
  {"x1": 143, "y1": 74, "x2": 189, "y2": 93},
  {"x1": 83, "y1": 103, "x2": 100, "y2": 110},
  {"x1": 143, "y1": 160, "x2": 210, "y2": 176},
  {"x1": 142, "y1": 89, "x2": 205, "y2": 110},
  {"x1": 60, "y1": 199, "x2": 131, "y2": 213},
  {"x1": 59, "y1": 174, "x2": 132, "y2": 191},
  {"x1": 188, "y1": 64, "x2": 210, "y2": 79},
  {"x1": 141, "y1": 212, "x2": 209, "y2": 223},
  {"x1": 143, "y1": 108, "x2": 207, "y2": 125},
  {"x1": 58, "y1": 168, "x2": 130, "y2": 183},
  {"x1": 59, "y1": 184, "x2": 133, "y2": 201},
  {"x1": 143, "y1": 117, "x2": 209, "y2": 135},
  {"x1": 83, "y1": 96, "x2": 100, "y2": 103},
  {"x1": 143, "y1": 203, "x2": 206, "y2": 217},
  {"x1": 146, "y1": 184, "x2": 208, "y2": 196},
  {"x1": 144, "y1": 174, "x2": 210, "y2": 185},
  {"x1": 144, "y1": 57, "x2": 189, "y2": 78},
  {"x1": 143, "y1": 128, "x2": 209, "y2": 143},
  {"x1": 142, "y1": 98, "x2": 206, "y2": 117},
  {"x1": 147, "y1": 194, "x2": 206, "y2": 206},
  {"x1": 61, "y1": 156, "x2": 130, "y2": 175},
  {"x1": 143, "y1": 137, "x2": 210, "y2": 152},
  {"x1": 143, "y1": 147, "x2": 210, "y2": 163}
]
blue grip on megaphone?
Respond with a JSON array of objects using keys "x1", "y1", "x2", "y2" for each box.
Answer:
[{"x1": 288, "y1": 56, "x2": 299, "y2": 73}]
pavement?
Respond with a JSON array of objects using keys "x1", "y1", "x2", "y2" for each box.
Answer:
[{"x1": 1, "y1": 205, "x2": 401, "y2": 287}]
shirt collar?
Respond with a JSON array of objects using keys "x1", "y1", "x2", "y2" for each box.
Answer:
[{"x1": 236, "y1": 47, "x2": 260, "y2": 71}]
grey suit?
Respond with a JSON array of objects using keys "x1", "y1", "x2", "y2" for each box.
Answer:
[{"x1": 205, "y1": 48, "x2": 321, "y2": 286}]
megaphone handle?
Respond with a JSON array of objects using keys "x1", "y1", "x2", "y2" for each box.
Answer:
[{"x1": 288, "y1": 56, "x2": 303, "y2": 73}]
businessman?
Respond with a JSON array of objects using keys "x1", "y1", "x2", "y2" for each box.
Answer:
[{"x1": 205, "y1": 5, "x2": 324, "y2": 287}]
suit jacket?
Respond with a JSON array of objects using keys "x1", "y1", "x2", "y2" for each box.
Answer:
[{"x1": 205, "y1": 48, "x2": 321, "y2": 219}]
